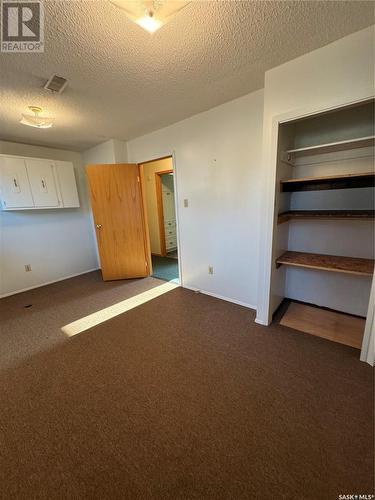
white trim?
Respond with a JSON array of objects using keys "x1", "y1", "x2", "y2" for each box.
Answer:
[
  {"x1": 360, "y1": 272, "x2": 375, "y2": 366},
  {"x1": 0, "y1": 268, "x2": 100, "y2": 298},
  {"x1": 183, "y1": 284, "x2": 256, "y2": 311},
  {"x1": 254, "y1": 318, "x2": 268, "y2": 326},
  {"x1": 277, "y1": 93, "x2": 374, "y2": 125},
  {"x1": 170, "y1": 151, "x2": 183, "y2": 288}
]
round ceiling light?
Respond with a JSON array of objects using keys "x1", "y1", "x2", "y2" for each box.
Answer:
[{"x1": 20, "y1": 106, "x2": 55, "y2": 129}]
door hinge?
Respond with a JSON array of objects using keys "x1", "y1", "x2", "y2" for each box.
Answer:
[
  {"x1": 137, "y1": 176, "x2": 140, "y2": 183},
  {"x1": 145, "y1": 261, "x2": 148, "y2": 268}
]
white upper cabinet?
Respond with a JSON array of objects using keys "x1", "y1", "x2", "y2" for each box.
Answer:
[
  {"x1": 0, "y1": 157, "x2": 34, "y2": 209},
  {"x1": 25, "y1": 159, "x2": 59, "y2": 207},
  {"x1": 0, "y1": 155, "x2": 80, "y2": 210},
  {"x1": 55, "y1": 161, "x2": 80, "y2": 208}
]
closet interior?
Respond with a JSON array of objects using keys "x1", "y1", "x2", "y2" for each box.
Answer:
[{"x1": 271, "y1": 99, "x2": 375, "y2": 349}]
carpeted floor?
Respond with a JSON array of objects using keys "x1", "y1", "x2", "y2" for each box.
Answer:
[
  {"x1": 0, "y1": 272, "x2": 373, "y2": 499},
  {"x1": 152, "y1": 255, "x2": 179, "y2": 282},
  {"x1": 0, "y1": 271, "x2": 164, "y2": 370}
]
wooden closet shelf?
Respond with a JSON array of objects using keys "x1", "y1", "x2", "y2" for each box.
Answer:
[
  {"x1": 276, "y1": 251, "x2": 374, "y2": 276},
  {"x1": 277, "y1": 210, "x2": 375, "y2": 224},
  {"x1": 281, "y1": 171, "x2": 375, "y2": 192},
  {"x1": 285, "y1": 135, "x2": 375, "y2": 159}
]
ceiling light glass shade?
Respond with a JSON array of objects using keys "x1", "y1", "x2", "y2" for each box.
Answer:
[
  {"x1": 20, "y1": 106, "x2": 54, "y2": 129},
  {"x1": 111, "y1": 0, "x2": 190, "y2": 33},
  {"x1": 136, "y1": 14, "x2": 163, "y2": 33}
]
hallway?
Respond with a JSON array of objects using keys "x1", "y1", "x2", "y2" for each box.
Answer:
[{"x1": 151, "y1": 255, "x2": 179, "y2": 282}]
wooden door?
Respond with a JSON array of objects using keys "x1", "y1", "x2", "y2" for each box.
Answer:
[{"x1": 87, "y1": 163, "x2": 151, "y2": 281}]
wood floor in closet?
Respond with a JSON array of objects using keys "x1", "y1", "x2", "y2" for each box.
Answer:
[{"x1": 280, "y1": 301, "x2": 365, "y2": 349}]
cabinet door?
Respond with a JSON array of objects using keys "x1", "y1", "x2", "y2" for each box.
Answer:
[
  {"x1": 0, "y1": 157, "x2": 34, "y2": 208},
  {"x1": 26, "y1": 159, "x2": 59, "y2": 207},
  {"x1": 55, "y1": 161, "x2": 80, "y2": 207}
]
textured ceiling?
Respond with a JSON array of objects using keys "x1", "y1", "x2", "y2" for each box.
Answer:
[{"x1": 0, "y1": 1, "x2": 374, "y2": 151}]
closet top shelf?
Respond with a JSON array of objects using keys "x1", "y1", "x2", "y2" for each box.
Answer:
[
  {"x1": 285, "y1": 135, "x2": 375, "y2": 159},
  {"x1": 281, "y1": 171, "x2": 375, "y2": 192}
]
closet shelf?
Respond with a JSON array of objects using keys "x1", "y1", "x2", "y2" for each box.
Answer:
[
  {"x1": 276, "y1": 251, "x2": 374, "y2": 276},
  {"x1": 281, "y1": 171, "x2": 375, "y2": 192},
  {"x1": 285, "y1": 135, "x2": 375, "y2": 160},
  {"x1": 277, "y1": 210, "x2": 375, "y2": 224}
]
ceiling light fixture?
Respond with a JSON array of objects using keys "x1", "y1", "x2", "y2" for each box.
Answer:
[
  {"x1": 20, "y1": 106, "x2": 54, "y2": 129},
  {"x1": 111, "y1": 0, "x2": 190, "y2": 34}
]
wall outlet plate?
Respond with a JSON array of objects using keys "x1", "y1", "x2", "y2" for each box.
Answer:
[{"x1": 24, "y1": 264, "x2": 32, "y2": 272}]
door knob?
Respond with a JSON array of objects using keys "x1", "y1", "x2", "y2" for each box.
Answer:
[{"x1": 96, "y1": 224, "x2": 102, "y2": 229}]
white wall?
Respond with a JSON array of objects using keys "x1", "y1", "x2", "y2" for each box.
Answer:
[
  {"x1": 0, "y1": 141, "x2": 98, "y2": 296},
  {"x1": 3, "y1": 27, "x2": 372, "y2": 315},
  {"x1": 127, "y1": 89, "x2": 264, "y2": 308},
  {"x1": 82, "y1": 139, "x2": 128, "y2": 165},
  {"x1": 257, "y1": 26, "x2": 375, "y2": 324}
]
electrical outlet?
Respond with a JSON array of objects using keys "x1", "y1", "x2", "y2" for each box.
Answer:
[
  {"x1": 25, "y1": 264, "x2": 32, "y2": 272},
  {"x1": 208, "y1": 266, "x2": 214, "y2": 275}
]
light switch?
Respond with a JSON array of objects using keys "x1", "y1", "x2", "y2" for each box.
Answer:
[{"x1": 184, "y1": 199, "x2": 189, "y2": 207}]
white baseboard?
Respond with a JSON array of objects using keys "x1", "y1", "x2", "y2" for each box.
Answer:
[
  {"x1": 182, "y1": 284, "x2": 256, "y2": 311},
  {"x1": 0, "y1": 268, "x2": 100, "y2": 298},
  {"x1": 254, "y1": 317, "x2": 269, "y2": 326}
]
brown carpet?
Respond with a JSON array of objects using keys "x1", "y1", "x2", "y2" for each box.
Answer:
[
  {"x1": 0, "y1": 271, "x2": 164, "y2": 370},
  {"x1": 0, "y1": 272, "x2": 373, "y2": 499}
]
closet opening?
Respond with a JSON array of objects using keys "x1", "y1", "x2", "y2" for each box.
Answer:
[
  {"x1": 270, "y1": 99, "x2": 375, "y2": 352},
  {"x1": 139, "y1": 156, "x2": 180, "y2": 284}
]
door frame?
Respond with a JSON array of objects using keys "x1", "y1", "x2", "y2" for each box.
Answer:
[
  {"x1": 155, "y1": 168, "x2": 174, "y2": 256},
  {"x1": 138, "y1": 164, "x2": 153, "y2": 275},
  {"x1": 138, "y1": 152, "x2": 183, "y2": 286}
]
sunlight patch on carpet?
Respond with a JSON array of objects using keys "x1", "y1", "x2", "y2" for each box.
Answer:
[{"x1": 61, "y1": 281, "x2": 179, "y2": 337}]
